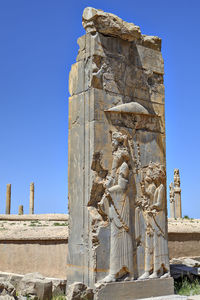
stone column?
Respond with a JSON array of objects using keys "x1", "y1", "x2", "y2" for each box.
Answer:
[
  {"x1": 18, "y1": 205, "x2": 23, "y2": 215},
  {"x1": 67, "y1": 7, "x2": 172, "y2": 296},
  {"x1": 29, "y1": 182, "x2": 34, "y2": 214},
  {"x1": 5, "y1": 184, "x2": 11, "y2": 214},
  {"x1": 169, "y1": 182, "x2": 175, "y2": 218},
  {"x1": 174, "y1": 169, "x2": 182, "y2": 218}
]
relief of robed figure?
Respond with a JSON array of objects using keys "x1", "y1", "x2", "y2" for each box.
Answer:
[
  {"x1": 136, "y1": 162, "x2": 170, "y2": 280},
  {"x1": 98, "y1": 131, "x2": 134, "y2": 283}
]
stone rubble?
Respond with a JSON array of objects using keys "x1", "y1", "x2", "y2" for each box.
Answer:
[
  {"x1": 0, "y1": 280, "x2": 16, "y2": 298},
  {"x1": 0, "y1": 272, "x2": 66, "y2": 300},
  {"x1": 170, "y1": 258, "x2": 200, "y2": 280},
  {"x1": 66, "y1": 282, "x2": 94, "y2": 300},
  {"x1": 18, "y1": 273, "x2": 52, "y2": 300}
]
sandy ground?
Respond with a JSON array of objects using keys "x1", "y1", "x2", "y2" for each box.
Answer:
[{"x1": 0, "y1": 214, "x2": 68, "y2": 240}]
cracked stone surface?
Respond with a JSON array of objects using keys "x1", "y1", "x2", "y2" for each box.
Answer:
[{"x1": 67, "y1": 7, "x2": 170, "y2": 299}]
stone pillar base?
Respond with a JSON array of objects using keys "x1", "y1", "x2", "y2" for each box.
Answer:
[{"x1": 95, "y1": 277, "x2": 174, "y2": 300}]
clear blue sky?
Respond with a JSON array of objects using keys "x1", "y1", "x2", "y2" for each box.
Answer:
[{"x1": 0, "y1": 0, "x2": 199, "y2": 217}]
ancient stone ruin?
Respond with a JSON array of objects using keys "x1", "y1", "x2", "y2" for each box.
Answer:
[
  {"x1": 174, "y1": 169, "x2": 182, "y2": 218},
  {"x1": 169, "y1": 169, "x2": 182, "y2": 218},
  {"x1": 18, "y1": 204, "x2": 24, "y2": 215},
  {"x1": 30, "y1": 182, "x2": 35, "y2": 214},
  {"x1": 67, "y1": 7, "x2": 173, "y2": 299},
  {"x1": 3, "y1": 182, "x2": 35, "y2": 215},
  {"x1": 169, "y1": 182, "x2": 175, "y2": 218},
  {"x1": 5, "y1": 183, "x2": 11, "y2": 214}
]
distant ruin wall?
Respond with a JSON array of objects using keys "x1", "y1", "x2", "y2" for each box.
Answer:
[
  {"x1": 0, "y1": 240, "x2": 67, "y2": 278},
  {"x1": 0, "y1": 214, "x2": 68, "y2": 279},
  {"x1": 168, "y1": 233, "x2": 200, "y2": 259},
  {"x1": 168, "y1": 219, "x2": 200, "y2": 259}
]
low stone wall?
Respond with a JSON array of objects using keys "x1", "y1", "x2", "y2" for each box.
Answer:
[
  {"x1": 168, "y1": 218, "x2": 200, "y2": 260},
  {"x1": 0, "y1": 214, "x2": 68, "y2": 279},
  {"x1": 0, "y1": 240, "x2": 67, "y2": 278}
]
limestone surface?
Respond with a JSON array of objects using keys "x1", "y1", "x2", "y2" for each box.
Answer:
[
  {"x1": 82, "y1": 7, "x2": 161, "y2": 51},
  {"x1": 18, "y1": 273, "x2": 52, "y2": 300},
  {"x1": 0, "y1": 272, "x2": 66, "y2": 297},
  {"x1": 139, "y1": 296, "x2": 188, "y2": 300},
  {"x1": 5, "y1": 184, "x2": 11, "y2": 215},
  {"x1": 174, "y1": 169, "x2": 182, "y2": 218},
  {"x1": 67, "y1": 7, "x2": 170, "y2": 297},
  {"x1": 82, "y1": 7, "x2": 141, "y2": 41},
  {"x1": 66, "y1": 282, "x2": 94, "y2": 300},
  {"x1": 0, "y1": 280, "x2": 16, "y2": 297},
  {"x1": 18, "y1": 205, "x2": 23, "y2": 215},
  {"x1": 94, "y1": 278, "x2": 174, "y2": 300},
  {"x1": 169, "y1": 182, "x2": 175, "y2": 218},
  {"x1": 29, "y1": 182, "x2": 34, "y2": 214}
]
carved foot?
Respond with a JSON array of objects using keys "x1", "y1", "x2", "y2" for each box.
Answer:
[
  {"x1": 149, "y1": 272, "x2": 158, "y2": 279},
  {"x1": 124, "y1": 275, "x2": 133, "y2": 281},
  {"x1": 138, "y1": 272, "x2": 149, "y2": 280},
  {"x1": 160, "y1": 272, "x2": 170, "y2": 279},
  {"x1": 100, "y1": 274, "x2": 116, "y2": 283}
]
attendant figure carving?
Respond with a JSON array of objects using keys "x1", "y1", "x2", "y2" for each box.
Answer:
[
  {"x1": 98, "y1": 131, "x2": 134, "y2": 283},
  {"x1": 138, "y1": 162, "x2": 169, "y2": 280}
]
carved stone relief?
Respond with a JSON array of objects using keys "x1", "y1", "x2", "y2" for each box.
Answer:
[
  {"x1": 174, "y1": 169, "x2": 180, "y2": 189},
  {"x1": 96, "y1": 131, "x2": 134, "y2": 283},
  {"x1": 173, "y1": 169, "x2": 182, "y2": 218},
  {"x1": 136, "y1": 162, "x2": 169, "y2": 279},
  {"x1": 169, "y1": 182, "x2": 175, "y2": 218},
  {"x1": 67, "y1": 7, "x2": 170, "y2": 290}
]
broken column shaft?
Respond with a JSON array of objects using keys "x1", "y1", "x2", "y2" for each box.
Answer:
[
  {"x1": 18, "y1": 205, "x2": 23, "y2": 215},
  {"x1": 29, "y1": 182, "x2": 34, "y2": 214},
  {"x1": 5, "y1": 184, "x2": 11, "y2": 214}
]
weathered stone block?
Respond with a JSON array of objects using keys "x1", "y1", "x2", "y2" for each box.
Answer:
[
  {"x1": 66, "y1": 282, "x2": 94, "y2": 300},
  {"x1": 70, "y1": 31, "x2": 164, "y2": 99},
  {"x1": 95, "y1": 278, "x2": 174, "y2": 300},
  {"x1": 69, "y1": 61, "x2": 85, "y2": 96},
  {"x1": 68, "y1": 8, "x2": 170, "y2": 298},
  {"x1": 136, "y1": 44, "x2": 164, "y2": 74},
  {"x1": 82, "y1": 7, "x2": 141, "y2": 42},
  {"x1": 0, "y1": 280, "x2": 16, "y2": 297},
  {"x1": 18, "y1": 273, "x2": 52, "y2": 300}
]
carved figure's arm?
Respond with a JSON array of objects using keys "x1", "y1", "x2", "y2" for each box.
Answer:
[
  {"x1": 108, "y1": 177, "x2": 128, "y2": 193},
  {"x1": 98, "y1": 193, "x2": 109, "y2": 217},
  {"x1": 152, "y1": 184, "x2": 164, "y2": 211},
  {"x1": 104, "y1": 176, "x2": 113, "y2": 189},
  {"x1": 110, "y1": 156, "x2": 121, "y2": 177}
]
